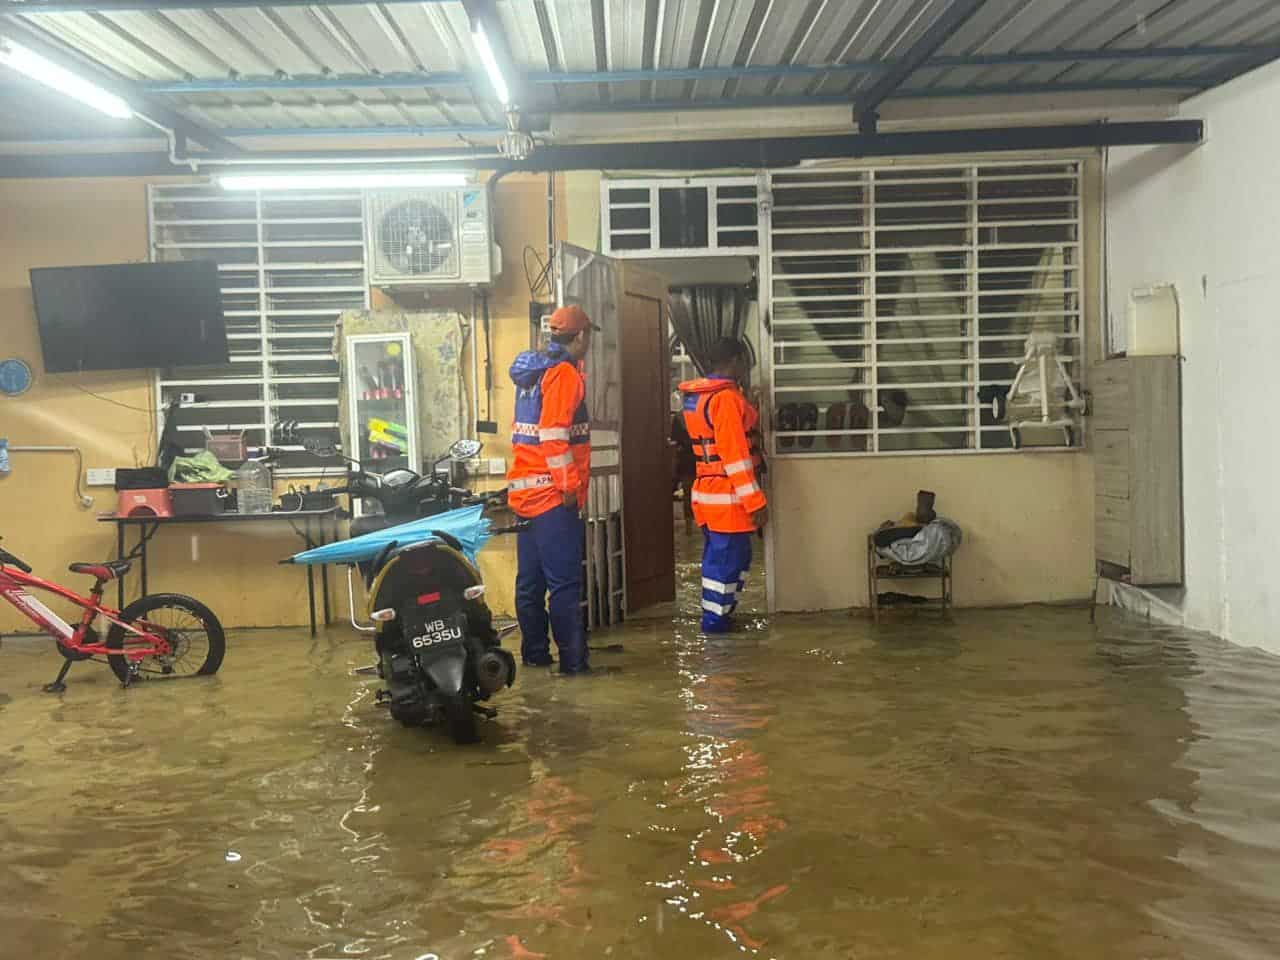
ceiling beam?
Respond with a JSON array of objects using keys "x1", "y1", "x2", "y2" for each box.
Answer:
[
  {"x1": 132, "y1": 44, "x2": 1280, "y2": 95},
  {"x1": 854, "y1": 0, "x2": 989, "y2": 133},
  {"x1": 1, "y1": 0, "x2": 451, "y2": 11},
  {"x1": 0, "y1": 119, "x2": 1204, "y2": 177},
  {"x1": 499, "y1": 120, "x2": 1206, "y2": 172},
  {"x1": 932, "y1": 45, "x2": 1280, "y2": 68},
  {"x1": 0, "y1": 17, "x2": 242, "y2": 153}
]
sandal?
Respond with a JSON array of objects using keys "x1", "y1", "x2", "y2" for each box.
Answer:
[
  {"x1": 825, "y1": 402, "x2": 847, "y2": 451},
  {"x1": 797, "y1": 403, "x2": 819, "y2": 449},
  {"x1": 776, "y1": 403, "x2": 799, "y2": 449}
]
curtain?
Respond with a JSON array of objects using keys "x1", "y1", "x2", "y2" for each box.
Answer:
[{"x1": 668, "y1": 284, "x2": 752, "y2": 374}]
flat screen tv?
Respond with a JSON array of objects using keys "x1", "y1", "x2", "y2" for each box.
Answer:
[{"x1": 31, "y1": 261, "x2": 228, "y2": 373}]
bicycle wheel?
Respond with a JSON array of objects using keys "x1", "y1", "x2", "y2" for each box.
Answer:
[{"x1": 106, "y1": 594, "x2": 226, "y2": 683}]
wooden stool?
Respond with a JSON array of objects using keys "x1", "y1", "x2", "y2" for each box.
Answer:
[{"x1": 866, "y1": 533, "x2": 953, "y2": 624}]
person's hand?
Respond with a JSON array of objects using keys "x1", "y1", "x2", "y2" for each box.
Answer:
[{"x1": 751, "y1": 505, "x2": 769, "y2": 530}]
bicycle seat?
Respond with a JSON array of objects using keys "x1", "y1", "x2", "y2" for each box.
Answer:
[{"x1": 68, "y1": 560, "x2": 132, "y2": 581}]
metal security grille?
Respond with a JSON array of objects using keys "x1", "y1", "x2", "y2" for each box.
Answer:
[
  {"x1": 149, "y1": 185, "x2": 369, "y2": 472},
  {"x1": 601, "y1": 176, "x2": 760, "y2": 258},
  {"x1": 764, "y1": 160, "x2": 1083, "y2": 456}
]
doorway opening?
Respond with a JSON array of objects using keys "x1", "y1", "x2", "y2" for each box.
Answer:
[{"x1": 650, "y1": 256, "x2": 768, "y2": 624}]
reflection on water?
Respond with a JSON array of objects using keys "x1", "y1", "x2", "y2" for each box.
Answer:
[{"x1": 3, "y1": 553, "x2": 1280, "y2": 958}]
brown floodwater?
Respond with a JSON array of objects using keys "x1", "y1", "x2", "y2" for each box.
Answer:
[{"x1": 3, "y1": 546, "x2": 1280, "y2": 959}]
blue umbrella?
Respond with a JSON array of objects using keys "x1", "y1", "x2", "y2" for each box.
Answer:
[{"x1": 286, "y1": 504, "x2": 492, "y2": 566}]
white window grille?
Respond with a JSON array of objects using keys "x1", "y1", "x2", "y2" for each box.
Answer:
[
  {"x1": 601, "y1": 176, "x2": 760, "y2": 258},
  {"x1": 149, "y1": 184, "x2": 369, "y2": 472},
  {"x1": 764, "y1": 160, "x2": 1084, "y2": 456}
]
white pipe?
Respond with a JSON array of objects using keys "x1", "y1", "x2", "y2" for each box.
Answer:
[
  {"x1": 469, "y1": 294, "x2": 481, "y2": 438},
  {"x1": 6, "y1": 445, "x2": 93, "y2": 508}
]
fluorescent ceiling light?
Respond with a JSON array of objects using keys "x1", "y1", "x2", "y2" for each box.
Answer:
[
  {"x1": 218, "y1": 171, "x2": 469, "y2": 191},
  {"x1": 0, "y1": 39, "x2": 133, "y2": 119},
  {"x1": 472, "y1": 23, "x2": 511, "y2": 107}
]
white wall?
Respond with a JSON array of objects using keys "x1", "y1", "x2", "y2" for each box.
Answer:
[{"x1": 1106, "y1": 59, "x2": 1280, "y2": 654}]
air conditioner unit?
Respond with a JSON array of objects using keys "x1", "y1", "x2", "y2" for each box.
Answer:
[{"x1": 365, "y1": 187, "x2": 498, "y2": 287}]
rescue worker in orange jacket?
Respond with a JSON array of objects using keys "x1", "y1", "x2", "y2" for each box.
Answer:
[
  {"x1": 507, "y1": 305, "x2": 596, "y2": 674},
  {"x1": 680, "y1": 337, "x2": 768, "y2": 633}
]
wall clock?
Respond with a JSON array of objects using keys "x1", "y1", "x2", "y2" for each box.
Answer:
[{"x1": 0, "y1": 358, "x2": 33, "y2": 398}]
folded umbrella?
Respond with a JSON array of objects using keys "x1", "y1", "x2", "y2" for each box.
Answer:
[{"x1": 285, "y1": 503, "x2": 492, "y2": 566}]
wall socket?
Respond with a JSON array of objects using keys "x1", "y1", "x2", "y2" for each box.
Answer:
[{"x1": 86, "y1": 468, "x2": 117, "y2": 487}]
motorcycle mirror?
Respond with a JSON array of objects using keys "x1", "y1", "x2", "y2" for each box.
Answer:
[{"x1": 449, "y1": 439, "x2": 483, "y2": 462}]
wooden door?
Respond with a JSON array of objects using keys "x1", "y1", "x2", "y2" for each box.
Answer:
[{"x1": 620, "y1": 264, "x2": 675, "y2": 611}]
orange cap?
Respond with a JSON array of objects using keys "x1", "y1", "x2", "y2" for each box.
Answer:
[{"x1": 548, "y1": 305, "x2": 598, "y2": 334}]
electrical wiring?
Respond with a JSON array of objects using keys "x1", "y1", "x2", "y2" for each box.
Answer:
[{"x1": 523, "y1": 244, "x2": 554, "y2": 299}]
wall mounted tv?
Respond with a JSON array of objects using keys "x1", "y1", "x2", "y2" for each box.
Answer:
[{"x1": 30, "y1": 261, "x2": 228, "y2": 374}]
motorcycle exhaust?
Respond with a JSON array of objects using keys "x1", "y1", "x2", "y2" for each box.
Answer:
[{"x1": 477, "y1": 650, "x2": 513, "y2": 694}]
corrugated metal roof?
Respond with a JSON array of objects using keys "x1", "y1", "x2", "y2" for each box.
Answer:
[{"x1": 1, "y1": 0, "x2": 1277, "y2": 145}]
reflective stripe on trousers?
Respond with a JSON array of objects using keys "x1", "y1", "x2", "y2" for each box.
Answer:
[{"x1": 700, "y1": 529, "x2": 753, "y2": 634}]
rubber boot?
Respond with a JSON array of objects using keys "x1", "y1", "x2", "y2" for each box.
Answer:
[{"x1": 916, "y1": 490, "x2": 937, "y2": 524}]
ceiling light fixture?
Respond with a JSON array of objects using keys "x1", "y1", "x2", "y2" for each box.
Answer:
[
  {"x1": 218, "y1": 171, "x2": 469, "y2": 191},
  {"x1": 0, "y1": 38, "x2": 133, "y2": 119},
  {"x1": 472, "y1": 23, "x2": 511, "y2": 107}
]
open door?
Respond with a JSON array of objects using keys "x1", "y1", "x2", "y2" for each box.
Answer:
[
  {"x1": 558, "y1": 244, "x2": 625, "y2": 629},
  {"x1": 557, "y1": 244, "x2": 676, "y2": 627},
  {"x1": 619, "y1": 263, "x2": 675, "y2": 611}
]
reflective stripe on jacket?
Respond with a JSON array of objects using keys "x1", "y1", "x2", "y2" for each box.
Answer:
[
  {"x1": 679, "y1": 376, "x2": 766, "y2": 533},
  {"x1": 507, "y1": 345, "x2": 591, "y2": 518}
]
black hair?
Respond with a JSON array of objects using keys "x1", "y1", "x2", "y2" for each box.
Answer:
[{"x1": 706, "y1": 337, "x2": 748, "y2": 372}]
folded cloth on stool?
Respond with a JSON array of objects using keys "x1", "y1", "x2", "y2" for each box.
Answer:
[{"x1": 875, "y1": 517, "x2": 962, "y2": 567}]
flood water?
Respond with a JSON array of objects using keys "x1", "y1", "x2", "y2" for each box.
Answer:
[{"x1": 4, "y1": 547, "x2": 1280, "y2": 959}]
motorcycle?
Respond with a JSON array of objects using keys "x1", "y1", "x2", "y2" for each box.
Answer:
[{"x1": 321, "y1": 439, "x2": 522, "y2": 743}]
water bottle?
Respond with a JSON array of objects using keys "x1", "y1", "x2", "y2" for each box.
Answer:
[{"x1": 235, "y1": 458, "x2": 273, "y2": 515}]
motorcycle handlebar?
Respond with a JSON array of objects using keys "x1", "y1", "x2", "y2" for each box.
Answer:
[{"x1": 491, "y1": 520, "x2": 530, "y2": 536}]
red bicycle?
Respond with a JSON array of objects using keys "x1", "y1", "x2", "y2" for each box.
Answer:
[{"x1": 0, "y1": 539, "x2": 225, "y2": 693}]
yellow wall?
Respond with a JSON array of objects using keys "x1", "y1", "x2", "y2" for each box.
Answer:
[{"x1": 0, "y1": 174, "x2": 561, "y2": 631}]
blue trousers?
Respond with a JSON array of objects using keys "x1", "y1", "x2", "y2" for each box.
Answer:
[
  {"x1": 701, "y1": 529, "x2": 753, "y2": 633},
  {"x1": 516, "y1": 504, "x2": 588, "y2": 673}
]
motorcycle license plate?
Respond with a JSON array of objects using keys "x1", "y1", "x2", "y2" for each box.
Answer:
[{"x1": 409, "y1": 612, "x2": 465, "y2": 652}]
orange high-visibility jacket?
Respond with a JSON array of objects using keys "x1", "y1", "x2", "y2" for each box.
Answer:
[
  {"x1": 679, "y1": 376, "x2": 766, "y2": 533},
  {"x1": 507, "y1": 347, "x2": 591, "y2": 518}
]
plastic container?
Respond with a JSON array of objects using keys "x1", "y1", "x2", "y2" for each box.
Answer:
[
  {"x1": 116, "y1": 488, "x2": 173, "y2": 518},
  {"x1": 170, "y1": 482, "x2": 228, "y2": 517},
  {"x1": 235, "y1": 459, "x2": 274, "y2": 515},
  {"x1": 205, "y1": 427, "x2": 248, "y2": 462}
]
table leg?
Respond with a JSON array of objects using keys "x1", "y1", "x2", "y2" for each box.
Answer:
[
  {"x1": 139, "y1": 526, "x2": 149, "y2": 598},
  {"x1": 306, "y1": 517, "x2": 317, "y2": 637},
  {"x1": 116, "y1": 523, "x2": 126, "y2": 610},
  {"x1": 319, "y1": 517, "x2": 331, "y2": 626}
]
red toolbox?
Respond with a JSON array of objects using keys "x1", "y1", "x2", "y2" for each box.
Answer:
[{"x1": 115, "y1": 488, "x2": 173, "y2": 518}]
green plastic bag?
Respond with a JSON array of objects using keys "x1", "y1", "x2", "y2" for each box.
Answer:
[{"x1": 168, "y1": 449, "x2": 234, "y2": 484}]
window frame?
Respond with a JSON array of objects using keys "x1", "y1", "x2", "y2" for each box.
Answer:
[
  {"x1": 760, "y1": 158, "x2": 1088, "y2": 459},
  {"x1": 601, "y1": 175, "x2": 761, "y2": 258},
  {"x1": 148, "y1": 184, "x2": 370, "y2": 477}
]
